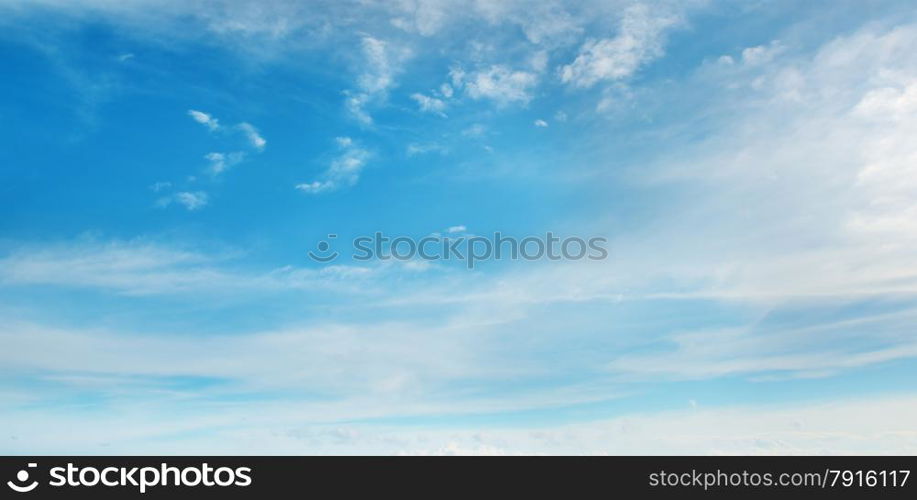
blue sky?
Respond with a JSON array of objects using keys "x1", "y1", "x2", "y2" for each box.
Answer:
[{"x1": 2, "y1": 0, "x2": 917, "y2": 454}]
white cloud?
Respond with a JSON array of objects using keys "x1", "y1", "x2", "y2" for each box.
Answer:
[
  {"x1": 156, "y1": 191, "x2": 209, "y2": 211},
  {"x1": 346, "y1": 36, "x2": 410, "y2": 125},
  {"x1": 448, "y1": 66, "x2": 465, "y2": 88},
  {"x1": 0, "y1": 316, "x2": 486, "y2": 403},
  {"x1": 447, "y1": 225, "x2": 466, "y2": 233},
  {"x1": 359, "y1": 37, "x2": 395, "y2": 93},
  {"x1": 410, "y1": 92, "x2": 447, "y2": 116},
  {"x1": 385, "y1": 0, "x2": 583, "y2": 47},
  {"x1": 149, "y1": 181, "x2": 171, "y2": 192},
  {"x1": 236, "y1": 122, "x2": 266, "y2": 150},
  {"x1": 741, "y1": 40, "x2": 785, "y2": 66},
  {"x1": 670, "y1": 23, "x2": 917, "y2": 300},
  {"x1": 395, "y1": 395, "x2": 917, "y2": 455},
  {"x1": 294, "y1": 180, "x2": 336, "y2": 194},
  {"x1": 854, "y1": 81, "x2": 917, "y2": 118},
  {"x1": 469, "y1": 0, "x2": 583, "y2": 47},
  {"x1": 560, "y1": 4, "x2": 680, "y2": 88},
  {"x1": 0, "y1": 239, "x2": 423, "y2": 296},
  {"x1": 606, "y1": 312, "x2": 917, "y2": 381},
  {"x1": 187, "y1": 109, "x2": 220, "y2": 131},
  {"x1": 448, "y1": 22, "x2": 917, "y2": 317},
  {"x1": 1, "y1": 0, "x2": 328, "y2": 50},
  {"x1": 204, "y1": 151, "x2": 245, "y2": 175},
  {"x1": 533, "y1": 119, "x2": 548, "y2": 127},
  {"x1": 388, "y1": 0, "x2": 458, "y2": 36},
  {"x1": 343, "y1": 92, "x2": 373, "y2": 126},
  {"x1": 406, "y1": 142, "x2": 446, "y2": 156},
  {"x1": 10, "y1": 0, "x2": 917, "y2": 457},
  {"x1": 462, "y1": 65, "x2": 538, "y2": 105},
  {"x1": 174, "y1": 191, "x2": 209, "y2": 210},
  {"x1": 2, "y1": 369, "x2": 915, "y2": 454},
  {"x1": 296, "y1": 137, "x2": 370, "y2": 194},
  {"x1": 462, "y1": 123, "x2": 486, "y2": 137},
  {"x1": 529, "y1": 50, "x2": 548, "y2": 72},
  {"x1": 354, "y1": 22, "x2": 917, "y2": 394}
]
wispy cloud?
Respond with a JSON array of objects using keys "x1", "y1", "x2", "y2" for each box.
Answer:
[
  {"x1": 149, "y1": 181, "x2": 171, "y2": 192},
  {"x1": 296, "y1": 137, "x2": 370, "y2": 194},
  {"x1": 560, "y1": 4, "x2": 680, "y2": 88},
  {"x1": 156, "y1": 191, "x2": 209, "y2": 211},
  {"x1": 406, "y1": 142, "x2": 446, "y2": 156},
  {"x1": 187, "y1": 109, "x2": 220, "y2": 131},
  {"x1": 458, "y1": 65, "x2": 538, "y2": 106},
  {"x1": 236, "y1": 122, "x2": 266, "y2": 151},
  {"x1": 0, "y1": 239, "x2": 418, "y2": 296},
  {"x1": 345, "y1": 36, "x2": 410, "y2": 125},
  {"x1": 187, "y1": 111, "x2": 266, "y2": 153},
  {"x1": 204, "y1": 151, "x2": 245, "y2": 176},
  {"x1": 741, "y1": 40, "x2": 786, "y2": 66},
  {"x1": 6, "y1": 0, "x2": 917, "y2": 457},
  {"x1": 410, "y1": 92, "x2": 447, "y2": 116}
]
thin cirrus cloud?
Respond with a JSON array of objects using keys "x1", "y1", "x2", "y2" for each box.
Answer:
[{"x1": 406, "y1": 142, "x2": 446, "y2": 156}]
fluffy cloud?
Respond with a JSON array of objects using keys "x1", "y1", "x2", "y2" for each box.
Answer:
[
  {"x1": 346, "y1": 36, "x2": 411, "y2": 124},
  {"x1": 741, "y1": 40, "x2": 786, "y2": 66},
  {"x1": 154, "y1": 189, "x2": 210, "y2": 211},
  {"x1": 560, "y1": 4, "x2": 680, "y2": 87},
  {"x1": 460, "y1": 65, "x2": 538, "y2": 105},
  {"x1": 166, "y1": 191, "x2": 209, "y2": 211},
  {"x1": 204, "y1": 151, "x2": 245, "y2": 175},
  {"x1": 410, "y1": 92, "x2": 447, "y2": 116},
  {"x1": 854, "y1": 80, "x2": 917, "y2": 118}
]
